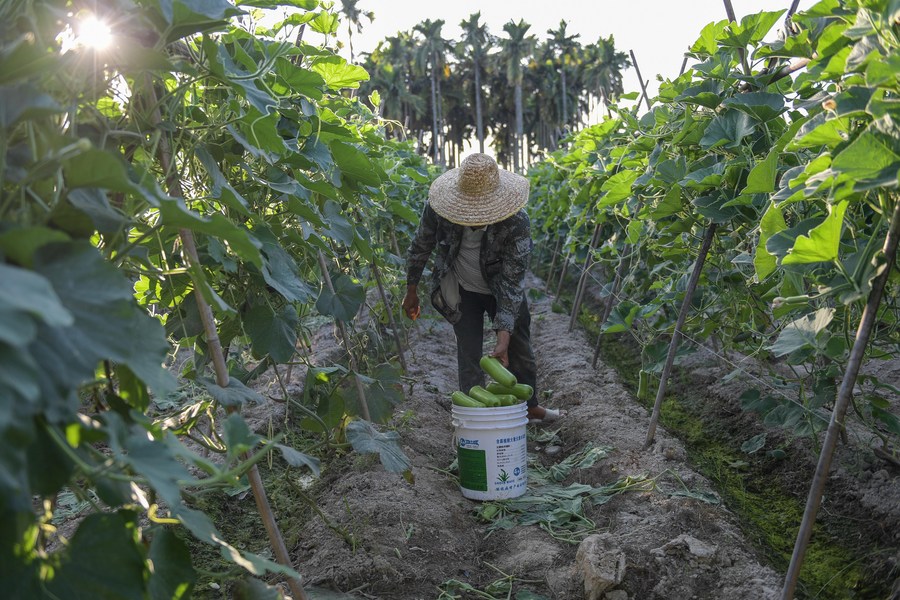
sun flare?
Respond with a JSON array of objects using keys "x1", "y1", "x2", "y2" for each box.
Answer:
[{"x1": 77, "y1": 15, "x2": 113, "y2": 50}]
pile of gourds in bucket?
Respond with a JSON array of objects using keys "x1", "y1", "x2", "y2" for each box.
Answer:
[{"x1": 451, "y1": 356, "x2": 533, "y2": 408}]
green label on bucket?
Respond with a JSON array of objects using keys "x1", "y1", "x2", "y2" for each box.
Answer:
[{"x1": 457, "y1": 447, "x2": 487, "y2": 491}]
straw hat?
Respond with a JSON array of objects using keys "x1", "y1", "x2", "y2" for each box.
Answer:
[{"x1": 428, "y1": 153, "x2": 529, "y2": 226}]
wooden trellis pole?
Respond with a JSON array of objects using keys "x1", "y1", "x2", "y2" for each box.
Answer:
[
  {"x1": 569, "y1": 223, "x2": 603, "y2": 332},
  {"x1": 781, "y1": 200, "x2": 900, "y2": 599},
  {"x1": 629, "y1": 50, "x2": 653, "y2": 113},
  {"x1": 644, "y1": 223, "x2": 717, "y2": 447},
  {"x1": 144, "y1": 79, "x2": 308, "y2": 600},
  {"x1": 554, "y1": 251, "x2": 572, "y2": 298},
  {"x1": 592, "y1": 243, "x2": 631, "y2": 369},
  {"x1": 316, "y1": 250, "x2": 372, "y2": 421},
  {"x1": 545, "y1": 235, "x2": 563, "y2": 293}
]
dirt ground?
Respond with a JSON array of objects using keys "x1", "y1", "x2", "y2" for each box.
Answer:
[{"x1": 282, "y1": 277, "x2": 816, "y2": 599}]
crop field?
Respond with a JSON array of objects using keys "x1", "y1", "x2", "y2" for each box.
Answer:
[{"x1": 1, "y1": 0, "x2": 898, "y2": 599}]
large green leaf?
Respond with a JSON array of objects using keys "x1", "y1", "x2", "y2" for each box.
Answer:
[
  {"x1": 29, "y1": 243, "x2": 175, "y2": 416},
  {"x1": 0, "y1": 84, "x2": 62, "y2": 127},
  {"x1": 160, "y1": 0, "x2": 244, "y2": 42},
  {"x1": 754, "y1": 201, "x2": 787, "y2": 281},
  {"x1": 720, "y1": 10, "x2": 785, "y2": 48},
  {"x1": 243, "y1": 303, "x2": 299, "y2": 363},
  {"x1": 148, "y1": 528, "x2": 195, "y2": 600},
  {"x1": 45, "y1": 512, "x2": 146, "y2": 600},
  {"x1": 198, "y1": 377, "x2": 265, "y2": 408},
  {"x1": 769, "y1": 308, "x2": 834, "y2": 356},
  {"x1": 254, "y1": 227, "x2": 313, "y2": 302},
  {"x1": 782, "y1": 201, "x2": 847, "y2": 265},
  {"x1": 0, "y1": 264, "x2": 72, "y2": 331},
  {"x1": 743, "y1": 150, "x2": 778, "y2": 194},
  {"x1": 830, "y1": 114, "x2": 900, "y2": 185},
  {"x1": 275, "y1": 444, "x2": 321, "y2": 476},
  {"x1": 331, "y1": 141, "x2": 383, "y2": 188},
  {"x1": 789, "y1": 114, "x2": 852, "y2": 149},
  {"x1": 675, "y1": 80, "x2": 724, "y2": 109},
  {"x1": 194, "y1": 146, "x2": 251, "y2": 216},
  {"x1": 315, "y1": 273, "x2": 365, "y2": 322},
  {"x1": 311, "y1": 56, "x2": 369, "y2": 90},
  {"x1": 700, "y1": 110, "x2": 756, "y2": 149},
  {"x1": 597, "y1": 170, "x2": 638, "y2": 207},
  {"x1": 345, "y1": 419, "x2": 411, "y2": 477},
  {"x1": 722, "y1": 92, "x2": 785, "y2": 122},
  {"x1": 274, "y1": 57, "x2": 325, "y2": 100}
]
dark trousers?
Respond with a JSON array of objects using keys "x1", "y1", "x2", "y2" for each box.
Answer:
[{"x1": 453, "y1": 287, "x2": 538, "y2": 407}]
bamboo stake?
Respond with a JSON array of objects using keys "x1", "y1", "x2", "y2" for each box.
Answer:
[
  {"x1": 569, "y1": 223, "x2": 603, "y2": 332},
  {"x1": 781, "y1": 201, "x2": 900, "y2": 600},
  {"x1": 644, "y1": 223, "x2": 717, "y2": 447},
  {"x1": 554, "y1": 251, "x2": 571, "y2": 299},
  {"x1": 316, "y1": 250, "x2": 371, "y2": 421},
  {"x1": 144, "y1": 78, "x2": 308, "y2": 600},
  {"x1": 723, "y1": 0, "x2": 752, "y2": 76},
  {"x1": 592, "y1": 244, "x2": 631, "y2": 369},
  {"x1": 371, "y1": 257, "x2": 408, "y2": 373},
  {"x1": 545, "y1": 235, "x2": 563, "y2": 293},
  {"x1": 629, "y1": 50, "x2": 653, "y2": 113}
]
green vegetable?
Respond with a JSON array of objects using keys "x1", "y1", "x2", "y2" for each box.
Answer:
[
  {"x1": 469, "y1": 386, "x2": 502, "y2": 407},
  {"x1": 480, "y1": 356, "x2": 516, "y2": 387},
  {"x1": 494, "y1": 394, "x2": 519, "y2": 406},
  {"x1": 487, "y1": 382, "x2": 533, "y2": 400},
  {"x1": 452, "y1": 391, "x2": 485, "y2": 408}
]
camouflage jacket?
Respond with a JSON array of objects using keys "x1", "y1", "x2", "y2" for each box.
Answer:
[{"x1": 406, "y1": 203, "x2": 533, "y2": 332}]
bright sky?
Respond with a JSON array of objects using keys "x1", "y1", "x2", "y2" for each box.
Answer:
[{"x1": 324, "y1": 0, "x2": 815, "y2": 105}]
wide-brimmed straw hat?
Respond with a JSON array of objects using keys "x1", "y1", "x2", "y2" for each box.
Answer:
[{"x1": 428, "y1": 153, "x2": 529, "y2": 226}]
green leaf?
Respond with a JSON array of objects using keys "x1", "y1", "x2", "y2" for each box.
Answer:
[
  {"x1": 720, "y1": 10, "x2": 785, "y2": 48},
  {"x1": 309, "y1": 11, "x2": 340, "y2": 34},
  {"x1": 30, "y1": 243, "x2": 175, "y2": 411},
  {"x1": 597, "y1": 170, "x2": 638, "y2": 207},
  {"x1": 789, "y1": 114, "x2": 852, "y2": 149},
  {"x1": 194, "y1": 146, "x2": 251, "y2": 216},
  {"x1": 603, "y1": 301, "x2": 641, "y2": 333},
  {"x1": 46, "y1": 512, "x2": 146, "y2": 600},
  {"x1": 243, "y1": 303, "x2": 298, "y2": 363},
  {"x1": 222, "y1": 413, "x2": 261, "y2": 462},
  {"x1": 162, "y1": 0, "x2": 244, "y2": 42},
  {"x1": 345, "y1": 419, "x2": 412, "y2": 477},
  {"x1": 148, "y1": 529, "x2": 196, "y2": 600},
  {"x1": 755, "y1": 201, "x2": 787, "y2": 281},
  {"x1": 0, "y1": 264, "x2": 72, "y2": 329},
  {"x1": 274, "y1": 58, "x2": 325, "y2": 100},
  {"x1": 782, "y1": 201, "x2": 847, "y2": 265},
  {"x1": 690, "y1": 20, "x2": 728, "y2": 55},
  {"x1": 693, "y1": 192, "x2": 738, "y2": 224},
  {"x1": 743, "y1": 150, "x2": 778, "y2": 194},
  {"x1": 198, "y1": 377, "x2": 265, "y2": 408},
  {"x1": 237, "y1": 0, "x2": 317, "y2": 7},
  {"x1": 67, "y1": 189, "x2": 129, "y2": 234},
  {"x1": 722, "y1": 92, "x2": 785, "y2": 122},
  {"x1": 830, "y1": 114, "x2": 900, "y2": 185},
  {"x1": 311, "y1": 56, "x2": 369, "y2": 90},
  {"x1": 253, "y1": 227, "x2": 312, "y2": 302},
  {"x1": 700, "y1": 110, "x2": 756, "y2": 149},
  {"x1": 64, "y1": 149, "x2": 136, "y2": 192},
  {"x1": 769, "y1": 308, "x2": 835, "y2": 357},
  {"x1": 331, "y1": 141, "x2": 383, "y2": 188},
  {"x1": 0, "y1": 84, "x2": 62, "y2": 127},
  {"x1": 275, "y1": 444, "x2": 321, "y2": 476},
  {"x1": 651, "y1": 185, "x2": 682, "y2": 219},
  {"x1": 740, "y1": 433, "x2": 767, "y2": 454},
  {"x1": 316, "y1": 273, "x2": 365, "y2": 322},
  {"x1": 675, "y1": 79, "x2": 724, "y2": 109},
  {"x1": 234, "y1": 579, "x2": 283, "y2": 600}
]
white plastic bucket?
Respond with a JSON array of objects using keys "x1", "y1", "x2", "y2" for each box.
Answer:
[{"x1": 451, "y1": 402, "x2": 528, "y2": 501}]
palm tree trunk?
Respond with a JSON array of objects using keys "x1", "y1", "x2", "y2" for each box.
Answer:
[
  {"x1": 430, "y1": 67, "x2": 439, "y2": 163},
  {"x1": 514, "y1": 83, "x2": 523, "y2": 172},
  {"x1": 474, "y1": 58, "x2": 484, "y2": 153},
  {"x1": 435, "y1": 64, "x2": 445, "y2": 165},
  {"x1": 561, "y1": 67, "x2": 568, "y2": 128}
]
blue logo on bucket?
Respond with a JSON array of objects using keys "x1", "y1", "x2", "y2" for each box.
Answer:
[{"x1": 458, "y1": 437, "x2": 480, "y2": 448}]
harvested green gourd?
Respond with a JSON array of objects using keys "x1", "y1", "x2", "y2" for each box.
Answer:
[
  {"x1": 486, "y1": 382, "x2": 533, "y2": 400},
  {"x1": 469, "y1": 386, "x2": 502, "y2": 407},
  {"x1": 451, "y1": 391, "x2": 485, "y2": 408},
  {"x1": 494, "y1": 394, "x2": 519, "y2": 406},
  {"x1": 480, "y1": 356, "x2": 516, "y2": 387}
]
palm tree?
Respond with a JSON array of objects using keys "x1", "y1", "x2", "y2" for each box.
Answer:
[
  {"x1": 547, "y1": 20, "x2": 580, "y2": 131},
  {"x1": 582, "y1": 35, "x2": 630, "y2": 118},
  {"x1": 458, "y1": 12, "x2": 491, "y2": 153},
  {"x1": 499, "y1": 19, "x2": 535, "y2": 172},
  {"x1": 413, "y1": 19, "x2": 449, "y2": 164},
  {"x1": 339, "y1": 0, "x2": 374, "y2": 63}
]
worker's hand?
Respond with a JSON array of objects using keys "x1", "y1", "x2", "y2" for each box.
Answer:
[
  {"x1": 491, "y1": 330, "x2": 511, "y2": 366},
  {"x1": 402, "y1": 285, "x2": 420, "y2": 320}
]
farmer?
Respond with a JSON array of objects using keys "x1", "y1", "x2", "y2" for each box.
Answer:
[{"x1": 402, "y1": 153, "x2": 563, "y2": 424}]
